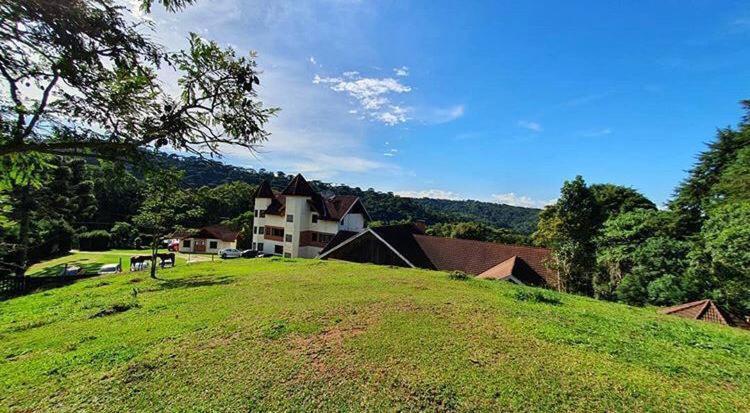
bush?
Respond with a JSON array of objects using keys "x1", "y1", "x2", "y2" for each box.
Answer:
[
  {"x1": 448, "y1": 271, "x2": 470, "y2": 280},
  {"x1": 78, "y1": 230, "x2": 111, "y2": 251},
  {"x1": 514, "y1": 289, "x2": 562, "y2": 305},
  {"x1": 110, "y1": 222, "x2": 138, "y2": 249}
]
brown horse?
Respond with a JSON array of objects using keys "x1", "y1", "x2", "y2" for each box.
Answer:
[
  {"x1": 156, "y1": 253, "x2": 176, "y2": 268},
  {"x1": 129, "y1": 255, "x2": 152, "y2": 271}
]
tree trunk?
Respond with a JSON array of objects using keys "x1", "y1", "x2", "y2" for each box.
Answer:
[
  {"x1": 150, "y1": 238, "x2": 158, "y2": 279},
  {"x1": 15, "y1": 185, "x2": 31, "y2": 277}
]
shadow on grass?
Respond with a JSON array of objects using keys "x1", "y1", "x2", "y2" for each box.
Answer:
[
  {"x1": 155, "y1": 276, "x2": 235, "y2": 291},
  {"x1": 29, "y1": 259, "x2": 107, "y2": 277}
]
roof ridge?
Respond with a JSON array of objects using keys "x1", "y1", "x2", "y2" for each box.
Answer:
[{"x1": 413, "y1": 233, "x2": 551, "y2": 252}]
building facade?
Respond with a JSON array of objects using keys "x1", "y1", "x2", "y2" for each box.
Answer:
[
  {"x1": 251, "y1": 174, "x2": 369, "y2": 258},
  {"x1": 173, "y1": 225, "x2": 238, "y2": 254}
]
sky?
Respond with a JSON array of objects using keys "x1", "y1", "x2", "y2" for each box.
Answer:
[{"x1": 140, "y1": 0, "x2": 750, "y2": 208}]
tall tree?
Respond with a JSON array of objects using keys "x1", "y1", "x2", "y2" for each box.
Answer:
[{"x1": 535, "y1": 176, "x2": 599, "y2": 294}]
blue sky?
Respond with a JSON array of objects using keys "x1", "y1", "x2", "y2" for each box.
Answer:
[{"x1": 144, "y1": 1, "x2": 750, "y2": 208}]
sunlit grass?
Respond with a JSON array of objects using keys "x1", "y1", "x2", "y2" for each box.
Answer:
[{"x1": 2, "y1": 257, "x2": 748, "y2": 412}]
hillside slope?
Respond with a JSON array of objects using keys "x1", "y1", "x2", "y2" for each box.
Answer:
[
  {"x1": 157, "y1": 154, "x2": 540, "y2": 233},
  {"x1": 2, "y1": 259, "x2": 749, "y2": 412}
]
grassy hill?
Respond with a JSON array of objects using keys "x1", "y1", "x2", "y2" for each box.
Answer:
[{"x1": 2, "y1": 257, "x2": 749, "y2": 412}]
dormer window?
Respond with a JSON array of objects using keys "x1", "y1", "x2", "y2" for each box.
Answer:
[
  {"x1": 286, "y1": 214, "x2": 294, "y2": 223},
  {"x1": 312, "y1": 214, "x2": 318, "y2": 223}
]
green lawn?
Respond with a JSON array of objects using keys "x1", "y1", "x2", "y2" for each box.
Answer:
[
  {"x1": 2, "y1": 258, "x2": 749, "y2": 412},
  {"x1": 26, "y1": 250, "x2": 197, "y2": 277}
]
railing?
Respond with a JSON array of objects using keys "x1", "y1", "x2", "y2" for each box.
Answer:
[{"x1": 0, "y1": 275, "x2": 95, "y2": 299}]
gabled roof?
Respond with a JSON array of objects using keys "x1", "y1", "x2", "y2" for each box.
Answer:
[
  {"x1": 660, "y1": 299, "x2": 733, "y2": 325},
  {"x1": 413, "y1": 235, "x2": 556, "y2": 287},
  {"x1": 253, "y1": 180, "x2": 275, "y2": 199},
  {"x1": 174, "y1": 225, "x2": 239, "y2": 242},
  {"x1": 476, "y1": 256, "x2": 546, "y2": 286},
  {"x1": 281, "y1": 173, "x2": 316, "y2": 196},
  {"x1": 319, "y1": 230, "x2": 359, "y2": 254},
  {"x1": 319, "y1": 223, "x2": 556, "y2": 287}
]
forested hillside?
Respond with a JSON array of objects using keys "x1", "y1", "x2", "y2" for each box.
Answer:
[{"x1": 156, "y1": 154, "x2": 540, "y2": 233}]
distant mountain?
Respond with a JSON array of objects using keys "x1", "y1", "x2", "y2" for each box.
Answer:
[{"x1": 157, "y1": 154, "x2": 541, "y2": 234}]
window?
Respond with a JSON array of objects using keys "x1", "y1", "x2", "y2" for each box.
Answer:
[
  {"x1": 286, "y1": 214, "x2": 294, "y2": 222},
  {"x1": 285, "y1": 234, "x2": 292, "y2": 243},
  {"x1": 274, "y1": 245, "x2": 283, "y2": 254},
  {"x1": 258, "y1": 226, "x2": 264, "y2": 235},
  {"x1": 312, "y1": 214, "x2": 318, "y2": 223},
  {"x1": 209, "y1": 241, "x2": 218, "y2": 249},
  {"x1": 260, "y1": 210, "x2": 266, "y2": 218},
  {"x1": 252, "y1": 242, "x2": 256, "y2": 250},
  {"x1": 253, "y1": 226, "x2": 258, "y2": 234},
  {"x1": 270, "y1": 227, "x2": 284, "y2": 237},
  {"x1": 254, "y1": 210, "x2": 259, "y2": 218},
  {"x1": 319, "y1": 233, "x2": 334, "y2": 244},
  {"x1": 182, "y1": 239, "x2": 191, "y2": 248},
  {"x1": 283, "y1": 252, "x2": 291, "y2": 258},
  {"x1": 257, "y1": 242, "x2": 263, "y2": 251}
]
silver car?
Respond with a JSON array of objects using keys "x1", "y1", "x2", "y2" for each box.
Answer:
[{"x1": 219, "y1": 248, "x2": 242, "y2": 259}]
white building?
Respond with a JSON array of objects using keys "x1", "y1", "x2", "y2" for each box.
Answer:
[
  {"x1": 175, "y1": 225, "x2": 238, "y2": 254},
  {"x1": 251, "y1": 174, "x2": 369, "y2": 258}
]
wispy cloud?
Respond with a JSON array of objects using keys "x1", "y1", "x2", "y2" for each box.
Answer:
[
  {"x1": 383, "y1": 148, "x2": 398, "y2": 157},
  {"x1": 314, "y1": 72, "x2": 412, "y2": 125},
  {"x1": 561, "y1": 92, "x2": 609, "y2": 107},
  {"x1": 393, "y1": 66, "x2": 409, "y2": 77},
  {"x1": 580, "y1": 128, "x2": 612, "y2": 137},
  {"x1": 518, "y1": 120, "x2": 543, "y2": 133},
  {"x1": 395, "y1": 189, "x2": 462, "y2": 200},
  {"x1": 308, "y1": 56, "x2": 318, "y2": 66},
  {"x1": 429, "y1": 105, "x2": 465, "y2": 124},
  {"x1": 491, "y1": 193, "x2": 555, "y2": 208}
]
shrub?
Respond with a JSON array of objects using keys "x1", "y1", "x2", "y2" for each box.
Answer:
[
  {"x1": 514, "y1": 289, "x2": 562, "y2": 305},
  {"x1": 110, "y1": 222, "x2": 138, "y2": 249},
  {"x1": 448, "y1": 271, "x2": 470, "y2": 281},
  {"x1": 78, "y1": 230, "x2": 111, "y2": 251}
]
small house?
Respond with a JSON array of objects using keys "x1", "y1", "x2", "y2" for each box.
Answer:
[
  {"x1": 660, "y1": 299, "x2": 750, "y2": 329},
  {"x1": 174, "y1": 225, "x2": 239, "y2": 254}
]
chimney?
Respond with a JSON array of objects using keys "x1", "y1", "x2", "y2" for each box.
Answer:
[{"x1": 413, "y1": 220, "x2": 427, "y2": 234}]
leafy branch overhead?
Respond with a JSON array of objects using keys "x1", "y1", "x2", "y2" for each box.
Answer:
[{"x1": 0, "y1": 0, "x2": 278, "y2": 161}]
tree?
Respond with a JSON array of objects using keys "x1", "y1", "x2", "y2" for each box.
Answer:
[
  {"x1": 1, "y1": 0, "x2": 276, "y2": 276},
  {"x1": 132, "y1": 170, "x2": 200, "y2": 278},
  {"x1": 589, "y1": 183, "x2": 656, "y2": 224},
  {"x1": 534, "y1": 176, "x2": 599, "y2": 294},
  {"x1": 0, "y1": 0, "x2": 276, "y2": 160}
]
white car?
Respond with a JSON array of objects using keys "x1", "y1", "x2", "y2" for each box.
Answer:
[{"x1": 219, "y1": 248, "x2": 242, "y2": 259}]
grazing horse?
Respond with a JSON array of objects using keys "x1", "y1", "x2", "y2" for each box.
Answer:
[
  {"x1": 129, "y1": 255, "x2": 153, "y2": 271},
  {"x1": 156, "y1": 253, "x2": 176, "y2": 268}
]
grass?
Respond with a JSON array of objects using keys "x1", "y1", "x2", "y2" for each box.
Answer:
[
  {"x1": 26, "y1": 250, "x2": 195, "y2": 277},
  {"x1": 2, "y1": 257, "x2": 749, "y2": 412}
]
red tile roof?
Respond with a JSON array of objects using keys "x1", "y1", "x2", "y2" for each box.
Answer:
[{"x1": 413, "y1": 234, "x2": 556, "y2": 287}]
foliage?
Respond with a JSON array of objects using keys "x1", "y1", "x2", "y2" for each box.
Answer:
[
  {"x1": 0, "y1": 0, "x2": 276, "y2": 160},
  {"x1": 110, "y1": 222, "x2": 139, "y2": 249},
  {"x1": 447, "y1": 270, "x2": 470, "y2": 280},
  {"x1": 3, "y1": 258, "x2": 749, "y2": 411},
  {"x1": 132, "y1": 169, "x2": 201, "y2": 278},
  {"x1": 513, "y1": 288, "x2": 562, "y2": 305},
  {"x1": 427, "y1": 221, "x2": 531, "y2": 245},
  {"x1": 78, "y1": 230, "x2": 111, "y2": 251}
]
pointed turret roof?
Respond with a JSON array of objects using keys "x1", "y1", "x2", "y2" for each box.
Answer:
[
  {"x1": 281, "y1": 173, "x2": 316, "y2": 197},
  {"x1": 253, "y1": 180, "x2": 275, "y2": 199}
]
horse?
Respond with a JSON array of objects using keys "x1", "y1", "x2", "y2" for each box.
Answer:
[
  {"x1": 156, "y1": 253, "x2": 176, "y2": 268},
  {"x1": 129, "y1": 255, "x2": 153, "y2": 271}
]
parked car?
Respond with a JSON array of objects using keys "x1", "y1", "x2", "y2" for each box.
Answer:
[
  {"x1": 98, "y1": 263, "x2": 121, "y2": 275},
  {"x1": 219, "y1": 248, "x2": 242, "y2": 259},
  {"x1": 241, "y1": 249, "x2": 259, "y2": 258}
]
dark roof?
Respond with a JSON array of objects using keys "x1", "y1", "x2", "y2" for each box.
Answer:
[
  {"x1": 281, "y1": 173, "x2": 316, "y2": 196},
  {"x1": 319, "y1": 230, "x2": 359, "y2": 254},
  {"x1": 264, "y1": 193, "x2": 286, "y2": 215},
  {"x1": 370, "y1": 224, "x2": 434, "y2": 269},
  {"x1": 308, "y1": 195, "x2": 370, "y2": 222},
  {"x1": 194, "y1": 225, "x2": 239, "y2": 242},
  {"x1": 413, "y1": 235, "x2": 556, "y2": 287},
  {"x1": 319, "y1": 224, "x2": 556, "y2": 287},
  {"x1": 253, "y1": 180, "x2": 275, "y2": 199},
  {"x1": 660, "y1": 299, "x2": 750, "y2": 329}
]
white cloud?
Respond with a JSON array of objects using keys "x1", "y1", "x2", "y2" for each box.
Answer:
[
  {"x1": 313, "y1": 72, "x2": 412, "y2": 125},
  {"x1": 395, "y1": 189, "x2": 462, "y2": 200},
  {"x1": 308, "y1": 56, "x2": 317, "y2": 65},
  {"x1": 393, "y1": 66, "x2": 409, "y2": 77},
  {"x1": 430, "y1": 105, "x2": 465, "y2": 124},
  {"x1": 383, "y1": 148, "x2": 398, "y2": 157},
  {"x1": 491, "y1": 193, "x2": 556, "y2": 209},
  {"x1": 518, "y1": 120, "x2": 543, "y2": 132}
]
